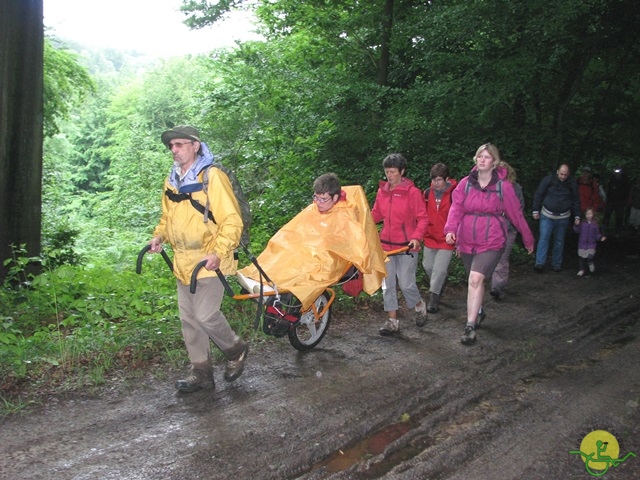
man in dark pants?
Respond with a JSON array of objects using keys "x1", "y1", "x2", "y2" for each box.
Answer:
[{"x1": 532, "y1": 164, "x2": 581, "y2": 272}]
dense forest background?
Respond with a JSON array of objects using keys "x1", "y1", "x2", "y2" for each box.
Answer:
[
  {"x1": 2, "y1": 0, "x2": 640, "y2": 407},
  {"x1": 42, "y1": 0, "x2": 640, "y2": 267}
]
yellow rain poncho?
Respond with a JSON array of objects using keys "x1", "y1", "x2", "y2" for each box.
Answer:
[{"x1": 237, "y1": 185, "x2": 387, "y2": 310}]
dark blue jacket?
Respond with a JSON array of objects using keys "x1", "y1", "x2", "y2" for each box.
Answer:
[{"x1": 532, "y1": 174, "x2": 580, "y2": 218}]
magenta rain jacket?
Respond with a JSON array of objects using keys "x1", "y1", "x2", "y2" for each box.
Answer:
[
  {"x1": 444, "y1": 166, "x2": 534, "y2": 255},
  {"x1": 371, "y1": 177, "x2": 429, "y2": 253}
]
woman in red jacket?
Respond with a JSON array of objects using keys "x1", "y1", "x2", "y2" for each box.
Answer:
[
  {"x1": 422, "y1": 163, "x2": 457, "y2": 313},
  {"x1": 372, "y1": 153, "x2": 429, "y2": 335}
]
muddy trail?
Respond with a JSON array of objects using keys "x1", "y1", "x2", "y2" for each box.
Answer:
[{"x1": 1, "y1": 233, "x2": 640, "y2": 480}]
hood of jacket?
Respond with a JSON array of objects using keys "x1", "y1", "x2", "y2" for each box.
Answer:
[
  {"x1": 169, "y1": 142, "x2": 215, "y2": 190},
  {"x1": 378, "y1": 176, "x2": 417, "y2": 192},
  {"x1": 466, "y1": 165, "x2": 505, "y2": 189}
]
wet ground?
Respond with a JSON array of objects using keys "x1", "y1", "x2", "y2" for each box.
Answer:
[{"x1": 1, "y1": 233, "x2": 639, "y2": 479}]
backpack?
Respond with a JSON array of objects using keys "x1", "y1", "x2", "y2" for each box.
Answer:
[
  {"x1": 164, "y1": 163, "x2": 252, "y2": 246},
  {"x1": 462, "y1": 177, "x2": 505, "y2": 219},
  {"x1": 464, "y1": 177, "x2": 503, "y2": 200},
  {"x1": 202, "y1": 163, "x2": 252, "y2": 247}
]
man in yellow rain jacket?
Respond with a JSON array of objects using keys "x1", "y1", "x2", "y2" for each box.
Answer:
[{"x1": 149, "y1": 125, "x2": 248, "y2": 393}]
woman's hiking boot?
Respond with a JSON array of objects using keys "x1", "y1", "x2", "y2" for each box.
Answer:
[
  {"x1": 475, "y1": 307, "x2": 486, "y2": 330},
  {"x1": 427, "y1": 292, "x2": 440, "y2": 313},
  {"x1": 461, "y1": 324, "x2": 477, "y2": 345},
  {"x1": 415, "y1": 299, "x2": 428, "y2": 327},
  {"x1": 175, "y1": 361, "x2": 214, "y2": 393},
  {"x1": 379, "y1": 318, "x2": 399, "y2": 336}
]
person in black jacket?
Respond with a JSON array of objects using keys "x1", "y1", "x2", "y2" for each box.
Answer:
[
  {"x1": 603, "y1": 168, "x2": 631, "y2": 235},
  {"x1": 629, "y1": 177, "x2": 640, "y2": 230},
  {"x1": 531, "y1": 164, "x2": 581, "y2": 272}
]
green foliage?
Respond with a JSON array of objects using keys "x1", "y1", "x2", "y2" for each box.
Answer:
[
  {"x1": 387, "y1": 0, "x2": 640, "y2": 188},
  {"x1": 43, "y1": 39, "x2": 95, "y2": 137},
  {"x1": 2, "y1": 244, "x2": 40, "y2": 288},
  {"x1": 0, "y1": 259, "x2": 183, "y2": 405},
  {"x1": 509, "y1": 241, "x2": 534, "y2": 268},
  {"x1": 49, "y1": 0, "x2": 640, "y2": 262},
  {"x1": 41, "y1": 224, "x2": 83, "y2": 269},
  {"x1": 27, "y1": 0, "x2": 640, "y2": 406},
  {"x1": 445, "y1": 254, "x2": 468, "y2": 287},
  {"x1": 180, "y1": 0, "x2": 246, "y2": 29},
  {"x1": 91, "y1": 57, "x2": 213, "y2": 237},
  {"x1": 0, "y1": 252, "x2": 304, "y2": 411}
]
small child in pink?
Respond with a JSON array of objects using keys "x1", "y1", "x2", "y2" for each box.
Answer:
[{"x1": 573, "y1": 207, "x2": 606, "y2": 276}]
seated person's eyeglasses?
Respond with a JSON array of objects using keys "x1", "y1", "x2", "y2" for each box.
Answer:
[{"x1": 313, "y1": 194, "x2": 333, "y2": 204}]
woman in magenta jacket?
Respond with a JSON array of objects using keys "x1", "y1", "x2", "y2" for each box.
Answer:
[
  {"x1": 372, "y1": 153, "x2": 429, "y2": 336},
  {"x1": 444, "y1": 144, "x2": 534, "y2": 345}
]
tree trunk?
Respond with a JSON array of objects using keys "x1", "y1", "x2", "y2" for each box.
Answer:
[
  {"x1": 377, "y1": 0, "x2": 394, "y2": 87},
  {"x1": 0, "y1": 0, "x2": 44, "y2": 283}
]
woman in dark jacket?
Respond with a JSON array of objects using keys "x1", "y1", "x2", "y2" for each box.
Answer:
[{"x1": 490, "y1": 161, "x2": 525, "y2": 300}]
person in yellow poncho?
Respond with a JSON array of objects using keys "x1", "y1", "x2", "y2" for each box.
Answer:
[{"x1": 237, "y1": 173, "x2": 387, "y2": 311}]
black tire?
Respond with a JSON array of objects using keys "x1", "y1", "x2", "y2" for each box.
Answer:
[{"x1": 287, "y1": 292, "x2": 331, "y2": 351}]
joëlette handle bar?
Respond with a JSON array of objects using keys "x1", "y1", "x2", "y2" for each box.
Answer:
[
  {"x1": 136, "y1": 244, "x2": 235, "y2": 297},
  {"x1": 190, "y1": 261, "x2": 235, "y2": 296},
  {"x1": 136, "y1": 244, "x2": 173, "y2": 273},
  {"x1": 385, "y1": 245, "x2": 412, "y2": 257},
  {"x1": 190, "y1": 243, "x2": 274, "y2": 296}
]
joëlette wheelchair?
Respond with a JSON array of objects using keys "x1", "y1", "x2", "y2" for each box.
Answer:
[{"x1": 136, "y1": 243, "x2": 409, "y2": 351}]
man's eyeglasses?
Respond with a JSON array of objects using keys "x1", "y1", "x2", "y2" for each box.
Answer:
[
  {"x1": 313, "y1": 194, "x2": 333, "y2": 204},
  {"x1": 167, "y1": 141, "x2": 194, "y2": 150}
]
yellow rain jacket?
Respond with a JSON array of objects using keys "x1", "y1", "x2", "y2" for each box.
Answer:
[
  {"x1": 153, "y1": 167, "x2": 243, "y2": 285},
  {"x1": 238, "y1": 185, "x2": 387, "y2": 310}
]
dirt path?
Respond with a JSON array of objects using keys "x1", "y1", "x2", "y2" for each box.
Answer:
[{"x1": 1, "y1": 234, "x2": 639, "y2": 480}]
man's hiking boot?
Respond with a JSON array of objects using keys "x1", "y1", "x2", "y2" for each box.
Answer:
[
  {"x1": 461, "y1": 324, "x2": 477, "y2": 345},
  {"x1": 224, "y1": 341, "x2": 249, "y2": 382},
  {"x1": 427, "y1": 292, "x2": 440, "y2": 313},
  {"x1": 415, "y1": 300, "x2": 428, "y2": 327},
  {"x1": 490, "y1": 288, "x2": 502, "y2": 301},
  {"x1": 379, "y1": 318, "x2": 399, "y2": 336},
  {"x1": 175, "y1": 361, "x2": 214, "y2": 393}
]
